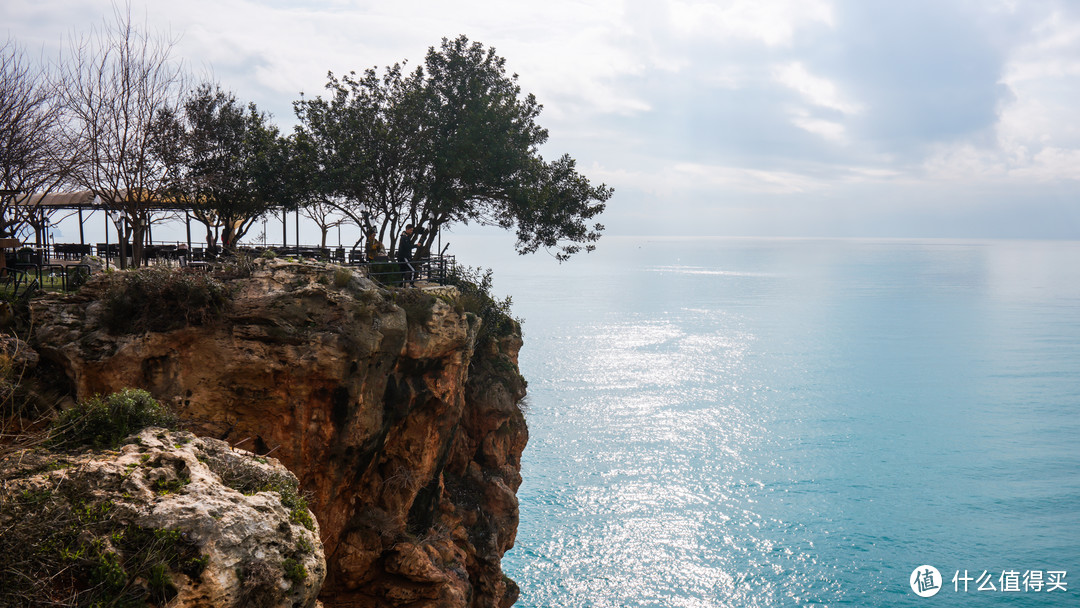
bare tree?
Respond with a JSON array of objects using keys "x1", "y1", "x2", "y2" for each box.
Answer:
[
  {"x1": 0, "y1": 38, "x2": 70, "y2": 245},
  {"x1": 302, "y1": 199, "x2": 347, "y2": 250},
  {"x1": 59, "y1": 6, "x2": 185, "y2": 268}
]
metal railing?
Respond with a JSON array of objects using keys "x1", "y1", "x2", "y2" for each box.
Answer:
[
  {"x1": 0, "y1": 267, "x2": 38, "y2": 300},
  {"x1": 353, "y1": 255, "x2": 454, "y2": 287},
  {"x1": 9, "y1": 263, "x2": 92, "y2": 293},
  {"x1": 3, "y1": 242, "x2": 457, "y2": 294}
]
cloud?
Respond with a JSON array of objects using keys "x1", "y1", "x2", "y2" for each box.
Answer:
[
  {"x1": 773, "y1": 62, "x2": 862, "y2": 114},
  {"x1": 5, "y1": 0, "x2": 1080, "y2": 237},
  {"x1": 668, "y1": 0, "x2": 834, "y2": 46},
  {"x1": 922, "y1": 5, "x2": 1080, "y2": 184}
]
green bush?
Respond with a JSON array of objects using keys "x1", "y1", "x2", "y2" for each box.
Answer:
[
  {"x1": 283, "y1": 558, "x2": 307, "y2": 584},
  {"x1": 50, "y1": 389, "x2": 176, "y2": 450},
  {"x1": 102, "y1": 267, "x2": 228, "y2": 334},
  {"x1": 444, "y1": 266, "x2": 520, "y2": 341}
]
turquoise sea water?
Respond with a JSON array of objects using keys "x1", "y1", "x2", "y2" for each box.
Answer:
[{"x1": 453, "y1": 236, "x2": 1080, "y2": 607}]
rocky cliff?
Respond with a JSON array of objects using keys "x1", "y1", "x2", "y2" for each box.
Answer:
[
  {"x1": 0, "y1": 426, "x2": 326, "y2": 607},
  {"x1": 27, "y1": 259, "x2": 529, "y2": 607}
]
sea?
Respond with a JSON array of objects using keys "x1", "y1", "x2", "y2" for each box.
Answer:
[{"x1": 449, "y1": 235, "x2": 1080, "y2": 608}]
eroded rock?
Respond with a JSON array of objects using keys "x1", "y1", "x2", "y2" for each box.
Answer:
[
  {"x1": 0, "y1": 427, "x2": 325, "y2": 607},
  {"x1": 28, "y1": 259, "x2": 529, "y2": 607}
]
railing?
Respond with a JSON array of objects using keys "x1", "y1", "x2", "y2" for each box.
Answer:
[
  {"x1": 0, "y1": 267, "x2": 38, "y2": 300},
  {"x1": 9, "y1": 263, "x2": 92, "y2": 293},
  {"x1": 353, "y1": 255, "x2": 454, "y2": 287},
  {"x1": 12, "y1": 242, "x2": 456, "y2": 290}
]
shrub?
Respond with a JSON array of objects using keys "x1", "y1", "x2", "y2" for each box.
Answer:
[
  {"x1": 50, "y1": 389, "x2": 176, "y2": 450},
  {"x1": 332, "y1": 267, "x2": 353, "y2": 288},
  {"x1": 283, "y1": 558, "x2": 307, "y2": 584},
  {"x1": 102, "y1": 267, "x2": 228, "y2": 334},
  {"x1": 444, "y1": 266, "x2": 520, "y2": 341},
  {"x1": 215, "y1": 252, "x2": 257, "y2": 279}
]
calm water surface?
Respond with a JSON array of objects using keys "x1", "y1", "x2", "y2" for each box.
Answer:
[{"x1": 451, "y1": 236, "x2": 1080, "y2": 607}]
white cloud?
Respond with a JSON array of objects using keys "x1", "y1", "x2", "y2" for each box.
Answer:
[
  {"x1": 669, "y1": 0, "x2": 833, "y2": 46},
  {"x1": 789, "y1": 111, "x2": 847, "y2": 143},
  {"x1": 772, "y1": 62, "x2": 861, "y2": 143},
  {"x1": 924, "y1": 9, "x2": 1080, "y2": 183},
  {"x1": 773, "y1": 62, "x2": 862, "y2": 114}
]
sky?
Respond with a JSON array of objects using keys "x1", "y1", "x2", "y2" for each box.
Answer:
[{"x1": 5, "y1": 0, "x2": 1080, "y2": 240}]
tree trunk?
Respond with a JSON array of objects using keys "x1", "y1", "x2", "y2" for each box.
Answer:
[
  {"x1": 131, "y1": 222, "x2": 145, "y2": 268},
  {"x1": 117, "y1": 232, "x2": 129, "y2": 269}
]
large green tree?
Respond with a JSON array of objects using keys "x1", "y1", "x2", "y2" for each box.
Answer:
[
  {"x1": 293, "y1": 62, "x2": 427, "y2": 249},
  {"x1": 295, "y1": 35, "x2": 611, "y2": 260},
  {"x1": 156, "y1": 84, "x2": 282, "y2": 252}
]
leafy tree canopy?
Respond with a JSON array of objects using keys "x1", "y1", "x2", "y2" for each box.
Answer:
[
  {"x1": 156, "y1": 83, "x2": 283, "y2": 250},
  {"x1": 295, "y1": 35, "x2": 611, "y2": 260}
]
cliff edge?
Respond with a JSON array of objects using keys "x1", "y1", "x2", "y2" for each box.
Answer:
[{"x1": 28, "y1": 259, "x2": 529, "y2": 608}]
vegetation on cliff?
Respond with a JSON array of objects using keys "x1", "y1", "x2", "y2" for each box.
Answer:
[
  {"x1": 0, "y1": 391, "x2": 324, "y2": 608},
  {"x1": 49, "y1": 388, "x2": 176, "y2": 449},
  {"x1": 443, "y1": 265, "x2": 520, "y2": 342},
  {"x1": 101, "y1": 267, "x2": 230, "y2": 334}
]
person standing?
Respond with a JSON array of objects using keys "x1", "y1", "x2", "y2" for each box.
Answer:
[
  {"x1": 366, "y1": 228, "x2": 387, "y2": 262},
  {"x1": 397, "y1": 224, "x2": 416, "y2": 286}
]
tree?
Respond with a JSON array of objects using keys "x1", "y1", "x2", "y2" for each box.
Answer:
[
  {"x1": 0, "y1": 39, "x2": 70, "y2": 244},
  {"x1": 156, "y1": 83, "x2": 281, "y2": 252},
  {"x1": 60, "y1": 7, "x2": 185, "y2": 268},
  {"x1": 293, "y1": 63, "x2": 428, "y2": 250},
  {"x1": 302, "y1": 199, "x2": 347, "y2": 250},
  {"x1": 295, "y1": 36, "x2": 611, "y2": 260},
  {"x1": 415, "y1": 36, "x2": 611, "y2": 260}
]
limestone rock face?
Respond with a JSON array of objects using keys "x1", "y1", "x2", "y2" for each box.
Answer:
[
  {"x1": 0, "y1": 427, "x2": 325, "y2": 607},
  {"x1": 29, "y1": 259, "x2": 529, "y2": 607}
]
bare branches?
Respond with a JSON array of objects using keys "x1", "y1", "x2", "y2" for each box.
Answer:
[
  {"x1": 58, "y1": 5, "x2": 186, "y2": 268},
  {"x1": 0, "y1": 38, "x2": 70, "y2": 243},
  {"x1": 301, "y1": 199, "x2": 347, "y2": 249}
]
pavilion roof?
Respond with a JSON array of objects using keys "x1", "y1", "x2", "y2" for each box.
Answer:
[{"x1": 14, "y1": 189, "x2": 193, "y2": 211}]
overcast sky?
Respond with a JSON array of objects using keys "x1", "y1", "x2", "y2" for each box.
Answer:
[{"x1": 5, "y1": 0, "x2": 1080, "y2": 239}]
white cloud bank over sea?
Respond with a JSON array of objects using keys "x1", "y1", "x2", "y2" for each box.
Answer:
[{"x1": 5, "y1": 0, "x2": 1080, "y2": 239}]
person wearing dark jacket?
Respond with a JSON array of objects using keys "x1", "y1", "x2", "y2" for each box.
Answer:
[{"x1": 397, "y1": 225, "x2": 416, "y2": 285}]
